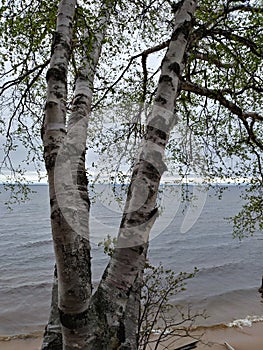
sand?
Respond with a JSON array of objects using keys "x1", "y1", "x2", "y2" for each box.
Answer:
[
  {"x1": 0, "y1": 323, "x2": 263, "y2": 349},
  {"x1": 0, "y1": 336, "x2": 42, "y2": 350},
  {"x1": 196, "y1": 322, "x2": 263, "y2": 350}
]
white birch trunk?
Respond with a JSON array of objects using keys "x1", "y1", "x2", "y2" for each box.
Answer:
[
  {"x1": 43, "y1": 1, "x2": 114, "y2": 349},
  {"x1": 42, "y1": 1, "x2": 77, "y2": 349},
  {"x1": 55, "y1": 0, "x2": 112, "y2": 350},
  {"x1": 89, "y1": 1, "x2": 198, "y2": 348},
  {"x1": 43, "y1": 0, "x2": 197, "y2": 348}
]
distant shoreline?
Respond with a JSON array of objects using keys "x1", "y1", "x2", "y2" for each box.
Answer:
[{"x1": 0, "y1": 182, "x2": 252, "y2": 186}]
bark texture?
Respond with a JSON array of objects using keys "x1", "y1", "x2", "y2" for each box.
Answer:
[
  {"x1": 42, "y1": 1, "x2": 76, "y2": 348},
  {"x1": 55, "y1": 2, "x2": 113, "y2": 348},
  {"x1": 42, "y1": 0, "x2": 197, "y2": 349},
  {"x1": 42, "y1": 1, "x2": 113, "y2": 349},
  {"x1": 87, "y1": 1, "x2": 197, "y2": 348},
  {"x1": 42, "y1": 266, "x2": 62, "y2": 350}
]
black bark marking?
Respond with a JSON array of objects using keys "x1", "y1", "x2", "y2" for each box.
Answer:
[
  {"x1": 59, "y1": 307, "x2": 89, "y2": 330},
  {"x1": 51, "y1": 32, "x2": 63, "y2": 54},
  {"x1": 53, "y1": 89, "x2": 64, "y2": 99},
  {"x1": 117, "y1": 321, "x2": 126, "y2": 343},
  {"x1": 159, "y1": 74, "x2": 173, "y2": 84},
  {"x1": 171, "y1": 20, "x2": 192, "y2": 41},
  {"x1": 72, "y1": 94, "x2": 89, "y2": 106},
  {"x1": 138, "y1": 246, "x2": 144, "y2": 255},
  {"x1": 168, "y1": 62, "x2": 181, "y2": 75},
  {"x1": 171, "y1": 27, "x2": 180, "y2": 41},
  {"x1": 44, "y1": 143, "x2": 62, "y2": 170},
  {"x1": 148, "y1": 115, "x2": 171, "y2": 134},
  {"x1": 41, "y1": 123, "x2": 45, "y2": 140},
  {"x1": 171, "y1": 0, "x2": 184, "y2": 14},
  {"x1": 46, "y1": 67, "x2": 67, "y2": 83},
  {"x1": 147, "y1": 125, "x2": 167, "y2": 141},
  {"x1": 41, "y1": 329, "x2": 62, "y2": 350},
  {"x1": 120, "y1": 213, "x2": 127, "y2": 229},
  {"x1": 147, "y1": 207, "x2": 159, "y2": 222},
  {"x1": 187, "y1": 10, "x2": 194, "y2": 19},
  {"x1": 146, "y1": 152, "x2": 168, "y2": 175},
  {"x1": 181, "y1": 20, "x2": 192, "y2": 39},
  {"x1": 144, "y1": 161, "x2": 160, "y2": 181},
  {"x1": 51, "y1": 31, "x2": 71, "y2": 57},
  {"x1": 155, "y1": 95, "x2": 167, "y2": 104}
]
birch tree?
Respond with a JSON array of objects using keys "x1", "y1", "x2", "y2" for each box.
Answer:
[
  {"x1": 0, "y1": 0, "x2": 262, "y2": 349},
  {"x1": 42, "y1": 0, "x2": 197, "y2": 348}
]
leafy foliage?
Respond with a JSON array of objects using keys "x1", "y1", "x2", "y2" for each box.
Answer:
[{"x1": 0, "y1": 0, "x2": 262, "y2": 232}]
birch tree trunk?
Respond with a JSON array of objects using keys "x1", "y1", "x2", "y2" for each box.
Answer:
[
  {"x1": 54, "y1": 2, "x2": 113, "y2": 349},
  {"x1": 42, "y1": 1, "x2": 113, "y2": 349},
  {"x1": 43, "y1": 0, "x2": 197, "y2": 348},
  {"x1": 42, "y1": 267, "x2": 62, "y2": 350},
  {"x1": 42, "y1": 0, "x2": 76, "y2": 348},
  {"x1": 87, "y1": 1, "x2": 197, "y2": 348}
]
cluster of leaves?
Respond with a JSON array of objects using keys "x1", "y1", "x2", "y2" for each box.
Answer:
[
  {"x1": 85, "y1": 1, "x2": 263, "y2": 237},
  {"x1": 98, "y1": 234, "x2": 118, "y2": 257},
  {"x1": 171, "y1": 0, "x2": 263, "y2": 178},
  {"x1": 0, "y1": 0, "x2": 173, "y2": 184},
  {"x1": 231, "y1": 182, "x2": 263, "y2": 239},
  {"x1": 173, "y1": 0, "x2": 263, "y2": 235},
  {"x1": 0, "y1": 0, "x2": 58, "y2": 187}
]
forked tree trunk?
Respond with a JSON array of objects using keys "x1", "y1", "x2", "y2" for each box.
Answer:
[
  {"x1": 42, "y1": 0, "x2": 113, "y2": 349},
  {"x1": 53, "y1": 1, "x2": 113, "y2": 348},
  {"x1": 42, "y1": 0, "x2": 197, "y2": 349}
]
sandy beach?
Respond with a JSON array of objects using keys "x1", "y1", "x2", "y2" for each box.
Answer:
[
  {"x1": 1, "y1": 322, "x2": 263, "y2": 350},
  {"x1": 0, "y1": 335, "x2": 42, "y2": 350},
  {"x1": 196, "y1": 322, "x2": 263, "y2": 350}
]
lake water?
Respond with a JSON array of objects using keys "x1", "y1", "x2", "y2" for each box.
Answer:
[{"x1": 0, "y1": 184, "x2": 263, "y2": 336}]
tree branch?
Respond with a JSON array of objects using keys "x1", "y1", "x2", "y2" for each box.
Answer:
[
  {"x1": 181, "y1": 79, "x2": 263, "y2": 151},
  {"x1": 0, "y1": 60, "x2": 50, "y2": 96},
  {"x1": 210, "y1": 28, "x2": 263, "y2": 58},
  {"x1": 92, "y1": 39, "x2": 170, "y2": 109},
  {"x1": 181, "y1": 80, "x2": 263, "y2": 122},
  {"x1": 193, "y1": 51, "x2": 235, "y2": 69},
  {"x1": 227, "y1": 4, "x2": 263, "y2": 14}
]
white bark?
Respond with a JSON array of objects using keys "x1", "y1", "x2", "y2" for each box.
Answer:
[
  {"x1": 46, "y1": 1, "x2": 114, "y2": 349},
  {"x1": 42, "y1": 1, "x2": 76, "y2": 349},
  {"x1": 89, "y1": 1, "x2": 198, "y2": 348},
  {"x1": 43, "y1": 0, "x2": 197, "y2": 348}
]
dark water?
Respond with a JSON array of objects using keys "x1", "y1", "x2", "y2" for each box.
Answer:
[{"x1": 0, "y1": 184, "x2": 263, "y2": 336}]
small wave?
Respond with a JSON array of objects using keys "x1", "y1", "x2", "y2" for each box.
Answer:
[
  {"x1": 191, "y1": 323, "x2": 228, "y2": 331},
  {"x1": 196, "y1": 261, "x2": 244, "y2": 275},
  {"x1": 227, "y1": 315, "x2": 263, "y2": 328},
  {"x1": 183, "y1": 316, "x2": 263, "y2": 332},
  {"x1": 1, "y1": 281, "x2": 52, "y2": 293},
  {"x1": 19, "y1": 239, "x2": 52, "y2": 248},
  {"x1": 150, "y1": 240, "x2": 243, "y2": 259},
  {"x1": 0, "y1": 330, "x2": 43, "y2": 341},
  {"x1": 151, "y1": 323, "x2": 229, "y2": 335}
]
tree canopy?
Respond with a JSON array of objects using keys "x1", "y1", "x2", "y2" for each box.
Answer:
[
  {"x1": 0, "y1": 0, "x2": 262, "y2": 348},
  {"x1": 0, "y1": 0, "x2": 262, "y2": 235}
]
